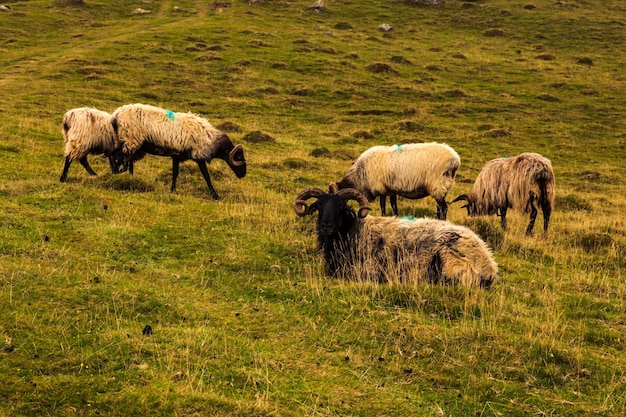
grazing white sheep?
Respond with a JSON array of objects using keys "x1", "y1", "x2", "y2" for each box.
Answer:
[
  {"x1": 59, "y1": 107, "x2": 120, "y2": 182},
  {"x1": 452, "y1": 152, "x2": 555, "y2": 236},
  {"x1": 335, "y1": 142, "x2": 460, "y2": 219},
  {"x1": 294, "y1": 187, "x2": 498, "y2": 288},
  {"x1": 110, "y1": 103, "x2": 246, "y2": 199}
]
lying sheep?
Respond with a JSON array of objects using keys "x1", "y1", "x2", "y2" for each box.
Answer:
[
  {"x1": 334, "y1": 142, "x2": 460, "y2": 219},
  {"x1": 110, "y1": 103, "x2": 246, "y2": 199},
  {"x1": 59, "y1": 107, "x2": 121, "y2": 182},
  {"x1": 294, "y1": 187, "x2": 498, "y2": 288},
  {"x1": 452, "y1": 152, "x2": 555, "y2": 236}
]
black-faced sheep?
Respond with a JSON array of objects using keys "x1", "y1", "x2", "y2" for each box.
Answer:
[
  {"x1": 110, "y1": 103, "x2": 246, "y2": 200},
  {"x1": 452, "y1": 152, "x2": 555, "y2": 236},
  {"x1": 334, "y1": 142, "x2": 460, "y2": 219},
  {"x1": 294, "y1": 187, "x2": 498, "y2": 288},
  {"x1": 59, "y1": 107, "x2": 122, "y2": 182}
]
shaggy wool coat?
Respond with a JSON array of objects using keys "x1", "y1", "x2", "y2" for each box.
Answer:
[
  {"x1": 321, "y1": 214, "x2": 498, "y2": 288},
  {"x1": 62, "y1": 107, "x2": 118, "y2": 161},
  {"x1": 467, "y1": 152, "x2": 555, "y2": 216},
  {"x1": 340, "y1": 142, "x2": 460, "y2": 202},
  {"x1": 112, "y1": 103, "x2": 225, "y2": 160}
]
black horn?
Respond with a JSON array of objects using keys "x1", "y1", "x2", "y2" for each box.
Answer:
[
  {"x1": 336, "y1": 188, "x2": 371, "y2": 218},
  {"x1": 451, "y1": 194, "x2": 469, "y2": 204},
  {"x1": 294, "y1": 188, "x2": 326, "y2": 217},
  {"x1": 228, "y1": 144, "x2": 245, "y2": 167}
]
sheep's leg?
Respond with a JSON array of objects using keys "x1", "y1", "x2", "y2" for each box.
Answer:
[
  {"x1": 500, "y1": 207, "x2": 508, "y2": 231},
  {"x1": 108, "y1": 156, "x2": 118, "y2": 174},
  {"x1": 436, "y1": 197, "x2": 448, "y2": 220},
  {"x1": 196, "y1": 160, "x2": 221, "y2": 200},
  {"x1": 526, "y1": 201, "x2": 538, "y2": 236},
  {"x1": 170, "y1": 159, "x2": 180, "y2": 193},
  {"x1": 379, "y1": 195, "x2": 387, "y2": 216},
  {"x1": 390, "y1": 195, "x2": 399, "y2": 216},
  {"x1": 541, "y1": 201, "x2": 551, "y2": 234},
  {"x1": 60, "y1": 156, "x2": 72, "y2": 182},
  {"x1": 79, "y1": 156, "x2": 98, "y2": 177}
]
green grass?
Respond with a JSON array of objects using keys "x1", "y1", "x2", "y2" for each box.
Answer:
[{"x1": 1, "y1": 0, "x2": 626, "y2": 415}]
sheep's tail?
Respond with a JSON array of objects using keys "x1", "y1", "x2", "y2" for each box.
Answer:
[
  {"x1": 536, "y1": 165, "x2": 556, "y2": 228},
  {"x1": 532, "y1": 159, "x2": 555, "y2": 208},
  {"x1": 529, "y1": 162, "x2": 554, "y2": 233}
]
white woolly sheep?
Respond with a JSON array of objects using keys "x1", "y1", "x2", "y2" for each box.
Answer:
[
  {"x1": 452, "y1": 152, "x2": 555, "y2": 236},
  {"x1": 110, "y1": 103, "x2": 246, "y2": 200},
  {"x1": 60, "y1": 107, "x2": 122, "y2": 182},
  {"x1": 335, "y1": 142, "x2": 460, "y2": 219},
  {"x1": 294, "y1": 187, "x2": 498, "y2": 288}
]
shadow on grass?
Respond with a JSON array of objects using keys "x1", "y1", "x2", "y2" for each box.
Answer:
[{"x1": 95, "y1": 175, "x2": 156, "y2": 192}]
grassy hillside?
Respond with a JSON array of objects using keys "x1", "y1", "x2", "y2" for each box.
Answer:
[{"x1": 1, "y1": 0, "x2": 625, "y2": 415}]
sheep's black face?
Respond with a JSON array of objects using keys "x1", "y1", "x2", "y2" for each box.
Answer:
[
  {"x1": 216, "y1": 135, "x2": 246, "y2": 178},
  {"x1": 228, "y1": 147, "x2": 246, "y2": 178},
  {"x1": 315, "y1": 194, "x2": 350, "y2": 236},
  {"x1": 463, "y1": 198, "x2": 480, "y2": 216},
  {"x1": 232, "y1": 165, "x2": 246, "y2": 178},
  {"x1": 110, "y1": 148, "x2": 128, "y2": 174}
]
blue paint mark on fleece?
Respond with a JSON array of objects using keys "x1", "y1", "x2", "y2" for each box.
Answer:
[
  {"x1": 400, "y1": 216, "x2": 415, "y2": 221},
  {"x1": 165, "y1": 109, "x2": 176, "y2": 121},
  {"x1": 393, "y1": 144, "x2": 404, "y2": 151}
]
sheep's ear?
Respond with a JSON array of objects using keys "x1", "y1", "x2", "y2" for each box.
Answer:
[{"x1": 357, "y1": 207, "x2": 371, "y2": 218}]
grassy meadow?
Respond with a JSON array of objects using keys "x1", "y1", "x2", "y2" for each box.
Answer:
[{"x1": 1, "y1": 0, "x2": 625, "y2": 415}]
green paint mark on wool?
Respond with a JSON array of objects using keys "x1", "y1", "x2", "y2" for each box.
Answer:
[
  {"x1": 165, "y1": 109, "x2": 175, "y2": 120},
  {"x1": 393, "y1": 144, "x2": 404, "y2": 151},
  {"x1": 400, "y1": 216, "x2": 415, "y2": 221}
]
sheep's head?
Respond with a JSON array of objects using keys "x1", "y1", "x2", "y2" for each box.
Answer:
[
  {"x1": 210, "y1": 132, "x2": 246, "y2": 177},
  {"x1": 294, "y1": 187, "x2": 371, "y2": 236},
  {"x1": 109, "y1": 147, "x2": 129, "y2": 174},
  {"x1": 227, "y1": 144, "x2": 246, "y2": 178},
  {"x1": 108, "y1": 155, "x2": 127, "y2": 174},
  {"x1": 451, "y1": 194, "x2": 477, "y2": 216}
]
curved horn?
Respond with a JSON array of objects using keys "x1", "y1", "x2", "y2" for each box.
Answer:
[
  {"x1": 451, "y1": 194, "x2": 469, "y2": 204},
  {"x1": 228, "y1": 144, "x2": 245, "y2": 167},
  {"x1": 336, "y1": 188, "x2": 371, "y2": 218},
  {"x1": 328, "y1": 182, "x2": 339, "y2": 194},
  {"x1": 294, "y1": 188, "x2": 326, "y2": 217}
]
